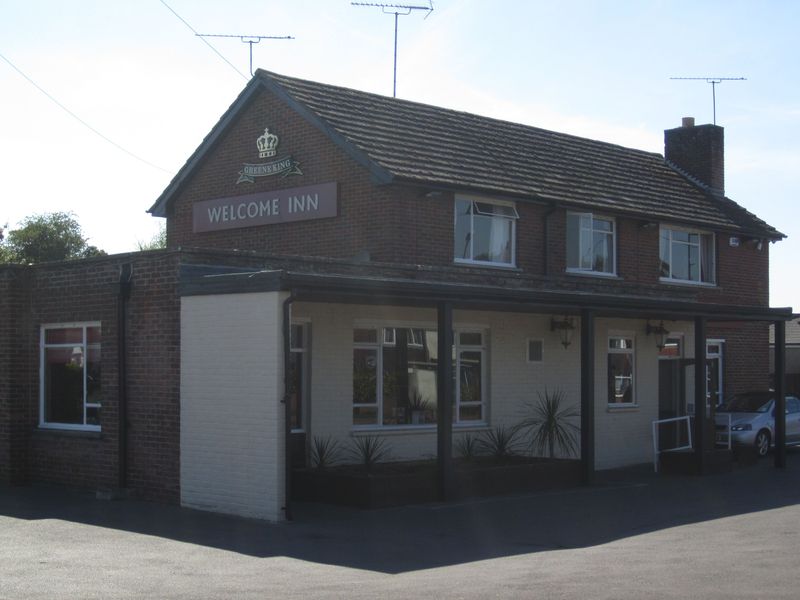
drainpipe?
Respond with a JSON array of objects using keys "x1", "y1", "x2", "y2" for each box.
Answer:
[
  {"x1": 117, "y1": 263, "x2": 133, "y2": 491},
  {"x1": 282, "y1": 291, "x2": 295, "y2": 521}
]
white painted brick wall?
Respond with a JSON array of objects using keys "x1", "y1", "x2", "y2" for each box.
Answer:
[
  {"x1": 293, "y1": 303, "x2": 696, "y2": 470},
  {"x1": 180, "y1": 292, "x2": 287, "y2": 521}
]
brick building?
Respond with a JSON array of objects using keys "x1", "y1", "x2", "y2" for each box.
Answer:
[{"x1": 0, "y1": 70, "x2": 793, "y2": 521}]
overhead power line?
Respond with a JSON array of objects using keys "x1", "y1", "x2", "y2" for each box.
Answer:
[
  {"x1": 0, "y1": 50, "x2": 170, "y2": 173},
  {"x1": 159, "y1": 0, "x2": 249, "y2": 80}
]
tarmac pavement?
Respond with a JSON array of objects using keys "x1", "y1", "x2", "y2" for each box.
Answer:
[{"x1": 1, "y1": 452, "x2": 799, "y2": 599}]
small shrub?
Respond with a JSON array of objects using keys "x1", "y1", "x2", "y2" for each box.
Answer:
[
  {"x1": 310, "y1": 435, "x2": 342, "y2": 470},
  {"x1": 477, "y1": 425, "x2": 524, "y2": 460},
  {"x1": 455, "y1": 432, "x2": 480, "y2": 460},
  {"x1": 347, "y1": 435, "x2": 391, "y2": 472}
]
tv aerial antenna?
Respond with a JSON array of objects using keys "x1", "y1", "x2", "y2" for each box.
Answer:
[
  {"x1": 670, "y1": 76, "x2": 746, "y2": 125},
  {"x1": 195, "y1": 33, "x2": 294, "y2": 76},
  {"x1": 351, "y1": 1, "x2": 434, "y2": 98}
]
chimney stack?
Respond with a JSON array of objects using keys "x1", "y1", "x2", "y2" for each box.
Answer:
[{"x1": 664, "y1": 117, "x2": 724, "y2": 196}]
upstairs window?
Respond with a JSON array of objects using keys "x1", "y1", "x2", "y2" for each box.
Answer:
[
  {"x1": 454, "y1": 197, "x2": 518, "y2": 267},
  {"x1": 566, "y1": 212, "x2": 615, "y2": 275},
  {"x1": 40, "y1": 323, "x2": 101, "y2": 431},
  {"x1": 660, "y1": 226, "x2": 715, "y2": 284}
]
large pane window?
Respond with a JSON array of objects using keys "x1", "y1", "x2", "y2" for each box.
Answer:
[
  {"x1": 566, "y1": 212, "x2": 615, "y2": 275},
  {"x1": 352, "y1": 326, "x2": 487, "y2": 427},
  {"x1": 660, "y1": 226, "x2": 715, "y2": 284},
  {"x1": 41, "y1": 323, "x2": 101, "y2": 430},
  {"x1": 454, "y1": 197, "x2": 518, "y2": 266},
  {"x1": 608, "y1": 336, "x2": 635, "y2": 406}
]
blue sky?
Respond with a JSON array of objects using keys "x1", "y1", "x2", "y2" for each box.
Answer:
[{"x1": 1, "y1": 0, "x2": 797, "y2": 307}]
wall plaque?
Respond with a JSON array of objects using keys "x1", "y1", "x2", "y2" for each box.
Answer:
[
  {"x1": 193, "y1": 182, "x2": 337, "y2": 233},
  {"x1": 236, "y1": 126, "x2": 302, "y2": 184}
]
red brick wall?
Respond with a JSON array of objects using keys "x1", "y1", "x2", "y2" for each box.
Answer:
[
  {"x1": 123, "y1": 252, "x2": 181, "y2": 502},
  {"x1": 164, "y1": 85, "x2": 770, "y2": 310},
  {"x1": 0, "y1": 266, "x2": 29, "y2": 483},
  {"x1": 1, "y1": 252, "x2": 181, "y2": 502},
  {"x1": 708, "y1": 321, "x2": 770, "y2": 398},
  {"x1": 167, "y1": 87, "x2": 394, "y2": 262}
]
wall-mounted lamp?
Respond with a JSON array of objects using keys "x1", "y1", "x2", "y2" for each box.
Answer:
[
  {"x1": 646, "y1": 320, "x2": 670, "y2": 351},
  {"x1": 551, "y1": 316, "x2": 575, "y2": 349}
]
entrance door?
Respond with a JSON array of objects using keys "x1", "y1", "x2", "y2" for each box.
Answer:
[{"x1": 658, "y1": 336, "x2": 685, "y2": 450}]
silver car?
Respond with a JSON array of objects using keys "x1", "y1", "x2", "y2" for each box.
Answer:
[{"x1": 716, "y1": 392, "x2": 800, "y2": 457}]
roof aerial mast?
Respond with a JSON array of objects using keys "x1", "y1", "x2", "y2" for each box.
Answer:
[
  {"x1": 196, "y1": 33, "x2": 294, "y2": 76},
  {"x1": 352, "y1": 1, "x2": 434, "y2": 98},
  {"x1": 670, "y1": 76, "x2": 747, "y2": 125}
]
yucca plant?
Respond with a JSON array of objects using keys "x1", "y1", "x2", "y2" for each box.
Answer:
[
  {"x1": 347, "y1": 435, "x2": 391, "y2": 472},
  {"x1": 519, "y1": 388, "x2": 580, "y2": 458},
  {"x1": 310, "y1": 435, "x2": 342, "y2": 470},
  {"x1": 455, "y1": 432, "x2": 480, "y2": 460},
  {"x1": 476, "y1": 424, "x2": 524, "y2": 460}
]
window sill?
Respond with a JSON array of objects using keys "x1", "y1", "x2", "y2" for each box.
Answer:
[
  {"x1": 566, "y1": 270, "x2": 620, "y2": 280},
  {"x1": 606, "y1": 404, "x2": 639, "y2": 413},
  {"x1": 453, "y1": 260, "x2": 521, "y2": 272},
  {"x1": 34, "y1": 426, "x2": 102, "y2": 439},
  {"x1": 351, "y1": 423, "x2": 489, "y2": 435},
  {"x1": 659, "y1": 277, "x2": 716, "y2": 288}
]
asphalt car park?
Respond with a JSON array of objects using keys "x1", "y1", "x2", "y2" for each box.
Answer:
[{"x1": 2, "y1": 451, "x2": 799, "y2": 600}]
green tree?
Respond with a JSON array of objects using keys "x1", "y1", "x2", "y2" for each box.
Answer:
[
  {"x1": 136, "y1": 222, "x2": 167, "y2": 251},
  {"x1": 0, "y1": 212, "x2": 106, "y2": 264}
]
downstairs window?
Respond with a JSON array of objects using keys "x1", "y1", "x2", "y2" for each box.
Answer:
[
  {"x1": 40, "y1": 323, "x2": 101, "y2": 430},
  {"x1": 352, "y1": 327, "x2": 487, "y2": 427}
]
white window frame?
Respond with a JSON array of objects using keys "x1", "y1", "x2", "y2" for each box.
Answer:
[
  {"x1": 289, "y1": 321, "x2": 310, "y2": 433},
  {"x1": 39, "y1": 322, "x2": 101, "y2": 432},
  {"x1": 607, "y1": 333, "x2": 636, "y2": 408},
  {"x1": 659, "y1": 225, "x2": 716, "y2": 285},
  {"x1": 526, "y1": 338, "x2": 544, "y2": 363},
  {"x1": 453, "y1": 195, "x2": 518, "y2": 268},
  {"x1": 706, "y1": 339, "x2": 724, "y2": 406},
  {"x1": 566, "y1": 212, "x2": 616, "y2": 276},
  {"x1": 455, "y1": 330, "x2": 488, "y2": 425},
  {"x1": 352, "y1": 324, "x2": 488, "y2": 429}
]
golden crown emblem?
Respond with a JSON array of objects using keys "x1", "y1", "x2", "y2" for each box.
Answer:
[{"x1": 256, "y1": 127, "x2": 279, "y2": 158}]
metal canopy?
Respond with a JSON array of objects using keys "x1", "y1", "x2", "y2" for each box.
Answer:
[{"x1": 179, "y1": 266, "x2": 794, "y2": 323}]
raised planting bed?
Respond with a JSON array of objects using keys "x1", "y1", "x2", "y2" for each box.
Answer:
[{"x1": 292, "y1": 457, "x2": 582, "y2": 509}]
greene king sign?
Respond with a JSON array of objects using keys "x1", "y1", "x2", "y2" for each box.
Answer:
[{"x1": 193, "y1": 182, "x2": 337, "y2": 233}]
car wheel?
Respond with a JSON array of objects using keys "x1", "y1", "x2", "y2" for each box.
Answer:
[{"x1": 755, "y1": 430, "x2": 771, "y2": 457}]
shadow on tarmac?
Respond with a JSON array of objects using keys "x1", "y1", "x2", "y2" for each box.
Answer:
[{"x1": 1, "y1": 452, "x2": 798, "y2": 574}]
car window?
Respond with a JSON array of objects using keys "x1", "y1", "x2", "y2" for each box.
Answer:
[
  {"x1": 787, "y1": 398, "x2": 800, "y2": 414},
  {"x1": 719, "y1": 394, "x2": 772, "y2": 413}
]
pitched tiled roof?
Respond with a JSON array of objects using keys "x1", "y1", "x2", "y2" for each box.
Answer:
[
  {"x1": 259, "y1": 71, "x2": 781, "y2": 238},
  {"x1": 150, "y1": 70, "x2": 782, "y2": 239}
]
